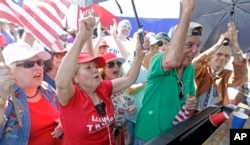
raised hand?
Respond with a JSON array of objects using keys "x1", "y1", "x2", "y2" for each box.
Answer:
[
  {"x1": 0, "y1": 63, "x2": 15, "y2": 99},
  {"x1": 181, "y1": 0, "x2": 197, "y2": 12},
  {"x1": 110, "y1": 19, "x2": 118, "y2": 38},
  {"x1": 134, "y1": 30, "x2": 150, "y2": 56},
  {"x1": 227, "y1": 22, "x2": 239, "y2": 46},
  {"x1": 78, "y1": 9, "x2": 96, "y2": 39}
]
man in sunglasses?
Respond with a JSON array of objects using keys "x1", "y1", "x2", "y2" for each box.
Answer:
[
  {"x1": 135, "y1": 0, "x2": 198, "y2": 144},
  {"x1": 155, "y1": 32, "x2": 170, "y2": 52},
  {"x1": 193, "y1": 22, "x2": 247, "y2": 112}
]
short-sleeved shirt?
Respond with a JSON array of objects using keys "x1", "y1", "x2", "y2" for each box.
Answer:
[
  {"x1": 60, "y1": 80, "x2": 115, "y2": 145},
  {"x1": 135, "y1": 52, "x2": 196, "y2": 141}
]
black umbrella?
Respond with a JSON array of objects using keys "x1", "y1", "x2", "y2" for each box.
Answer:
[{"x1": 185, "y1": 0, "x2": 250, "y2": 53}]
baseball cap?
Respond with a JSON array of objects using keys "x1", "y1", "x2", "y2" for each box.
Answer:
[
  {"x1": 77, "y1": 53, "x2": 105, "y2": 68},
  {"x1": 156, "y1": 32, "x2": 170, "y2": 42},
  {"x1": 101, "y1": 53, "x2": 125, "y2": 64},
  {"x1": 149, "y1": 36, "x2": 163, "y2": 46},
  {"x1": 0, "y1": 33, "x2": 6, "y2": 48},
  {"x1": 187, "y1": 22, "x2": 202, "y2": 36},
  {"x1": 99, "y1": 39, "x2": 109, "y2": 48},
  {"x1": 3, "y1": 42, "x2": 51, "y2": 65}
]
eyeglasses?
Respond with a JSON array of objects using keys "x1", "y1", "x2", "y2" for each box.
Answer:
[
  {"x1": 178, "y1": 81, "x2": 184, "y2": 99},
  {"x1": 107, "y1": 61, "x2": 122, "y2": 68},
  {"x1": 53, "y1": 52, "x2": 66, "y2": 59},
  {"x1": 95, "y1": 101, "x2": 106, "y2": 116},
  {"x1": 120, "y1": 24, "x2": 132, "y2": 30},
  {"x1": 163, "y1": 41, "x2": 169, "y2": 45},
  {"x1": 16, "y1": 59, "x2": 44, "y2": 68}
]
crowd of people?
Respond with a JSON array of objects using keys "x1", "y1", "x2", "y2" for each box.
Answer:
[{"x1": 0, "y1": 0, "x2": 249, "y2": 144}]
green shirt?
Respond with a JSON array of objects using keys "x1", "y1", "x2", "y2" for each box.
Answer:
[{"x1": 135, "y1": 53, "x2": 196, "y2": 141}]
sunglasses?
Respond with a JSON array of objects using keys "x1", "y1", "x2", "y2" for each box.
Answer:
[
  {"x1": 178, "y1": 80, "x2": 184, "y2": 99},
  {"x1": 120, "y1": 24, "x2": 132, "y2": 30},
  {"x1": 95, "y1": 101, "x2": 106, "y2": 116},
  {"x1": 16, "y1": 59, "x2": 44, "y2": 68},
  {"x1": 107, "y1": 61, "x2": 122, "y2": 68},
  {"x1": 53, "y1": 52, "x2": 66, "y2": 59}
]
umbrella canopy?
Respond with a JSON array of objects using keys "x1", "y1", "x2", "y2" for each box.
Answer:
[{"x1": 187, "y1": 0, "x2": 250, "y2": 53}]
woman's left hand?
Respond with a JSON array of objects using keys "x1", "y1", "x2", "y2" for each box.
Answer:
[{"x1": 51, "y1": 118, "x2": 63, "y2": 138}]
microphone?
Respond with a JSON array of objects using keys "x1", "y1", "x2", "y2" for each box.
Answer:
[{"x1": 223, "y1": 38, "x2": 230, "y2": 46}]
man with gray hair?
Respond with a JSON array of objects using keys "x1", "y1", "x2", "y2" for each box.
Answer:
[
  {"x1": 193, "y1": 22, "x2": 247, "y2": 111},
  {"x1": 134, "y1": 0, "x2": 200, "y2": 144}
]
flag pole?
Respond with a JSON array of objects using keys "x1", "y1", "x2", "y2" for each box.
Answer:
[{"x1": 0, "y1": 49, "x2": 23, "y2": 127}]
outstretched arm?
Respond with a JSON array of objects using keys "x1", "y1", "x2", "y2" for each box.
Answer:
[
  {"x1": 55, "y1": 11, "x2": 96, "y2": 106},
  {"x1": 111, "y1": 32, "x2": 149, "y2": 93},
  {"x1": 162, "y1": 0, "x2": 197, "y2": 71}
]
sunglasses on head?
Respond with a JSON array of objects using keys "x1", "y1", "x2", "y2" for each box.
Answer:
[
  {"x1": 53, "y1": 52, "x2": 66, "y2": 59},
  {"x1": 178, "y1": 80, "x2": 184, "y2": 99},
  {"x1": 16, "y1": 59, "x2": 44, "y2": 68},
  {"x1": 120, "y1": 24, "x2": 132, "y2": 30},
  {"x1": 95, "y1": 101, "x2": 106, "y2": 116},
  {"x1": 107, "y1": 61, "x2": 122, "y2": 68}
]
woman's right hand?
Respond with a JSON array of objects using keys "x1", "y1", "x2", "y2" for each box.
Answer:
[
  {"x1": 78, "y1": 10, "x2": 96, "y2": 39},
  {"x1": 0, "y1": 62, "x2": 15, "y2": 99}
]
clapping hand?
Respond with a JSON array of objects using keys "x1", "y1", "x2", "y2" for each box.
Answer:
[{"x1": 0, "y1": 63, "x2": 15, "y2": 100}]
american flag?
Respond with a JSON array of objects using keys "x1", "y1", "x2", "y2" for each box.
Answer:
[{"x1": 0, "y1": 0, "x2": 71, "y2": 51}]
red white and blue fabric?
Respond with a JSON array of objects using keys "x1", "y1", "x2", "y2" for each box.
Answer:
[
  {"x1": 0, "y1": 0, "x2": 70, "y2": 51},
  {"x1": 172, "y1": 105, "x2": 190, "y2": 126},
  {"x1": 66, "y1": 0, "x2": 180, "y2": 38}
]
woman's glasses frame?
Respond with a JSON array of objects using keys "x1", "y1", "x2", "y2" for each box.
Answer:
[{"x1": 107, "y1": 61, "x2": 122, "y2": 68}]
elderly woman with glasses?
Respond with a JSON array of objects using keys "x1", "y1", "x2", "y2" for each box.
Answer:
[
  {"x1": 0, "y1": 42, "x2": 63, "y2": 145},
  {"x1": 100, "y1": 53, "x2": 136, "y2": 145},
  {"x1": 55, "y1": 11, "x2": 149, "y2": 145}
]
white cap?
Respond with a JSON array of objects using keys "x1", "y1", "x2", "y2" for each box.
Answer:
[
  {"x1": 3, "y1": 42, "x2": 51, "y2": 65},
  {"x1": 148, "y1": 36, "x2": 163, "y2": 46}
]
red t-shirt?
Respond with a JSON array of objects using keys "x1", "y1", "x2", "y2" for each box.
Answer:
[
  {"x1": 28, "y1": 96, "x2": 61, "y2": 145},
  {"x1": 60, "y1": 80, "x2": 115, "y2": 145}
]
